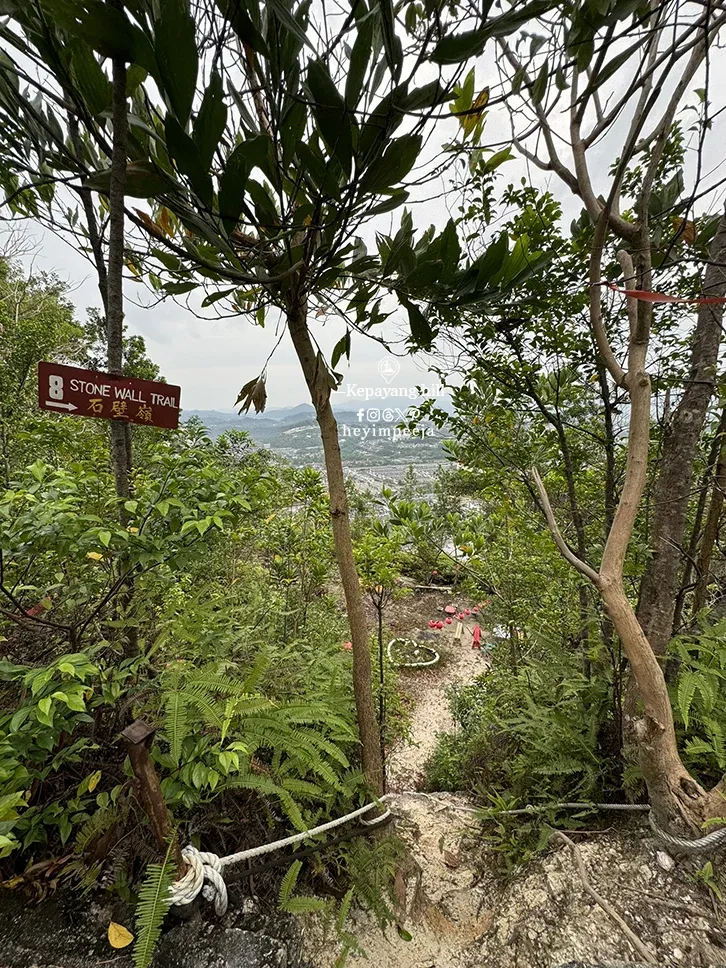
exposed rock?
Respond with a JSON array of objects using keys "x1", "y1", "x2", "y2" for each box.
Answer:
[
  {"x1": 304, "y1": 795, "x2": 725, "y2": 968},
  {"x1": 469, "y1": 826, "x2": 726, "y2": 968},
  {"x1": 656, "y1": 850, "x2": 676, "y2": 872},
  {"x1": 0, "y1": 884, "x2": 305, "y2": 968}
]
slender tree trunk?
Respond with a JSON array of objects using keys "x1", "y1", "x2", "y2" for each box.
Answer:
[
  {"x1": 286, "y1": 294, "x2": 384, "y2": 796},
  {"x1": 108, "y1": 43, "x2": 137, "y2": 657},
  {"x1": 692, "y1": 427, "x2": 726, "y2": 615},
  {"x1": 637, "y1": 216, "x2": 726, "y2": 654},
  {"x1": 108, "y1": 50, "x2": 131, "y2": 506},
  {"x1": 596, "y1": 358, "x2": 617, "y2": 535},
  {"x1": 536, "y1": 245, "x2": 726, "y2": 831},
  {"x1": 673, "y1": 407, "x2": 726, "y2": 630}
]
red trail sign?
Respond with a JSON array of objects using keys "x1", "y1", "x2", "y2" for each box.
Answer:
[{"x1": 38, "y1": 361, "x2": 181, "y2": 430}]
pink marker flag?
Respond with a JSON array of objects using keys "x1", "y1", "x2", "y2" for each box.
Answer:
[
  {"x1": 605, "y1": 282, "x2": 726, "y2": 305},
  {"x1": 472, "y1": 625, "x2": 481, "y2": 650}
]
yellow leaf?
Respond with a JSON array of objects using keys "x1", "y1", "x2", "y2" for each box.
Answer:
[
  {"x1": 87, "y1": 770, "x2": 101, "y2": 793},
  {"x1": 157, "y1": 206, "x2": 174, "y2": 237},
  {"x1": 2, "y1": 875, "x2": 25, "y2": 890},
  {"x1": 673, "y1": 217, "x2": 696, "y2": 245},
  {"x1": 127, "y1": 526, "x2": 139, "y2": 533},
  {"x1": 458, "y1": 88, "x2": 489, "y2": 136},
  {"x1": 265, "y1": 513, "x2": 276, "y2": 524},
  {"x1": 86, "y1": 552, "x2": 104, "y2": 562},
  {"x1": 108, "y1": 922, "x2": 134, "y2": 949}
]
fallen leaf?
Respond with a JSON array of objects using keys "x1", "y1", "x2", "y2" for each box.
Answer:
[
  {"x1": 86, "y1": 552, "x2": 104, "y2": 561},
  {"x1": 443, "y1": 850, "x2": 461, "y2": 869},
  {"x1": 108, "y1": 921, "x2": 134, "y2": 949}
]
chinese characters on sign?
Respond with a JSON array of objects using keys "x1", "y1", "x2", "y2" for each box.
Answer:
[{"x1": 37, "y1": 362, "x2": 181, "y2": 430}]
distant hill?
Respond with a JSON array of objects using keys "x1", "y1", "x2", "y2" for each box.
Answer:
[{"x1": 183, "y1": 404, "x2": 449, "y2": 480}]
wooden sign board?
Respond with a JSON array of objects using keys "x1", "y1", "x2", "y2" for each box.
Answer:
[{"x1": 38, "y1": 361, "x2": 181, "y2": 430}]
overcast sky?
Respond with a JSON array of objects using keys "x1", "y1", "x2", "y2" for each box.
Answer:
[{"x1": 12, "y1": 28, "x2": 726, "y2": 413}]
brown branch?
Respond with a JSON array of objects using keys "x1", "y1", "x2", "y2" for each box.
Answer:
[
  {"x1": 554, "y1": 831, "x2": 658, "y2": 965},
  {"x1": 531, "y1": 468, "x2": 600, "y2": 584},
  {"x1": 589, "y1": 215, "x2": 628, "y2": 387}
]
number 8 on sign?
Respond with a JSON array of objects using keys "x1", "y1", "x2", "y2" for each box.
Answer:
[{"x1": 48, "y1": 374, "x2": 64, "y2": 400}]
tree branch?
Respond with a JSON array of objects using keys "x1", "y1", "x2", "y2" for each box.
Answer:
[{"x1": 531, "y1": 467, "x2": 600, "y2": 584}]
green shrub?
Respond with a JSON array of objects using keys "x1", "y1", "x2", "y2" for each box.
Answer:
[{"x1": 424, "y1": 652, "x2": 621, "y2": 805}]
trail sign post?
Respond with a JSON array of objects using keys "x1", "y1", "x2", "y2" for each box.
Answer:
[{"x1": 38, "y1": 361, "x2": 181, "y2": 430}]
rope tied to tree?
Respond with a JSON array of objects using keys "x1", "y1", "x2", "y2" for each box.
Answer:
[{"x1": 168, "y1": 797, "x2": 393, "y2": 916}]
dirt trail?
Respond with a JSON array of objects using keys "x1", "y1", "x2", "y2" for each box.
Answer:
[{"x1": 386, "y1": 615, "x2": 489, "y2": 792}]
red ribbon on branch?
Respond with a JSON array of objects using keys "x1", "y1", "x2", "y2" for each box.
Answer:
[{"x1": 604, "y1": 282, "x2": 726, "y2": 305}]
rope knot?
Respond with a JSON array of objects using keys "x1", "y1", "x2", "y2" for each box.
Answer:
[{"x1": 169, "y1": 845, "x2": 228, "y2": 916}]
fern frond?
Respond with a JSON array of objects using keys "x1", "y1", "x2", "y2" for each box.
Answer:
[
  {"x1": 279, "y1": 859, "x2": 302, "y2": 908},
  {"x1": 677, "y1": 670, "x2": 699, "y2": 728},
  {"x1": 74, "y1": 806, "x2": 117, "y2": 855},
  {"x1": 164, "y1": 690, "x2": 188, "y2": 766},
  {"x1": 336, "y1": 887, "x2": 354, "y2": 934},
  {"x1": 132, "y1": 840, "x2": 177, "y2": 968}
]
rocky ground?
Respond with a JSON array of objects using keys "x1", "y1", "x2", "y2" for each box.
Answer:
[
  {"x1": 2, "y1": 591, "x2": 725, "y2": 967},
  {"x1": 307, "y1": 794, "x2": 726, "y2": 968},
  {"x1": 309, "y1": 590, "x2": 726, "y2": 968}
]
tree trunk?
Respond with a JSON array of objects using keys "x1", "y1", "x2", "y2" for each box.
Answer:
[
  {"x1": 599, "y1": 576, "x2": 713, "y2": 830},
  {"x1": 673, "y1": 407, "x2": 726, "y2": 631},
  {"x1": 536, "y1": 245, "x2": 726, "y2": 832},
  {"x1": 692, "y1": 425, "x2": 726, "y2": 615},
  {"x1": 108, "y1": 44, "x2": 137, "y2": 657},
  {"x1": 108, "y1": 50, "x2": 132, "y2": 506},
  {"x1": 637, "y1": 216, "x2": 726, "y2": 654},
  {"x1": 286, "y1": 295, "x2": 384, "y2": 796}
]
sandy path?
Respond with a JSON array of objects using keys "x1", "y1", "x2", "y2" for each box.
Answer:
[{"x1": 386, "y1": 619, "x2": 489, "y2": 792}]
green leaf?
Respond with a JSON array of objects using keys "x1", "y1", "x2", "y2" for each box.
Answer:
[
  {"x1": 403, "y1": 298, "x2": 433, "y2": 349},
  {"x1": 163, "y1": 281, "x2": 197, "y2": 296},
  {"x1": 193, "y1": 70, "x2": 227, "y2": 169},
  {"x1": 378, "y1": 0, "x2": 402, "y2": 81},
  {"x1": 69, "y1": 43, "x2": 111, "y2": 117},
  {"x1": 531, "y1": 62, "x2": 548, "y2": 105},
  {"x1": 43, "y1": 0, "x2": 157, "y2": 73},
  {"x1": 201, "y1": 288, "x2": 236, "y2": 307},
  {"x1": 155, "y1": 0, "x2": 198, "y2": 126},
  {"x1": 406, "y1": 259, "x2": 443, "y2": 290},
  {"x1": 431, "y1": 27, "x2": 488, "y2": 65},
  {"x1": 126, "y1": 64, "x2": 148, "y2": 97},
  {"x1": 214, "y1": 0, "x2": 269, "y2": 56},
  {"x1": 99, "y1": 530, "x2": 112, "y2": 547},
  {"x1": 294, "y1": 139, "x2": 341, "y2": 200},
  {"x1": 473, "y1": 231, "x2": 509, "y2": 290},
  {"x1": 247, "y1": 179, "x2": 279, "y2": 229},
  {"x1": 268, "y1": 0, "x2": 313, "y2": 49},
  {"x1": 132, "y1": 843, "x2": 176, "y2": 968},
  {"x1": 399, "y1": 80, "x2": 445, "y2": 112},
  {"x1": 151, "y1": 249, "x2": 180, "y2": 271},
  {"x1": 432, "y1": 0, "x2": 555, "y2": 64},
  {"x1": 218, "y1": 136, "x2": 269, "y2": 232},
  {"x1": 361, "y1": 134, "x2": 422, "y2": 194},
  {"x1": 36, "y1": 696, "x2": 53, "y2": 726},
  {"x1": 358, "y1": 84, "x2": 408, "y2": 163},
  {"x1": 438, "y1": 219, "x2": 460, "y2": 281},
  {"x1": 85, "y1": 161, "x2": 171, "y2": 199},
  {"x1": 306, "y1": 59, "x2": 353, "y2": 178},
  {"x1": 165, "y1": 115, "x2": 213, "y2": 207},
  {"x1": 331, "y1": 331, "x2": 351, "y2": 369},
  {"x1": 345, "y1": 13, "x2": 373, "y2": 107},
  {"x1": 367, "y1": 190, "x2": 408, "y2": 217}
]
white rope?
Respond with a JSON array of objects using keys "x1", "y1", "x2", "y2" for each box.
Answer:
[{"x1": 168, "y1": 795, "x2": 394, "y2": 916}]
